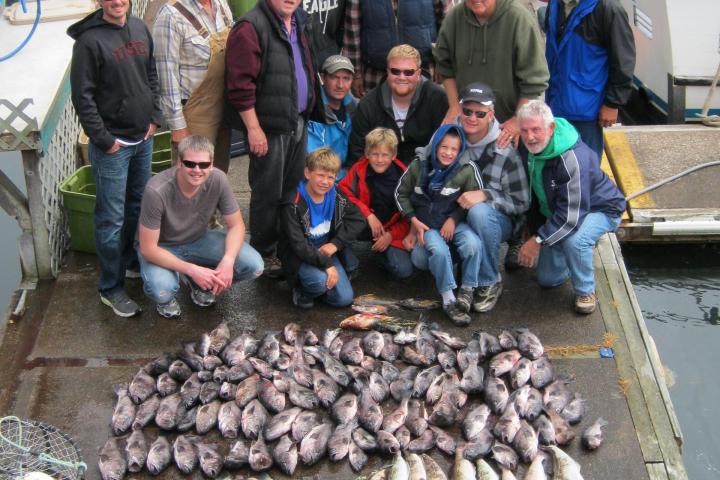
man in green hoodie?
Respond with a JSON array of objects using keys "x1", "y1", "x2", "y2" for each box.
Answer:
[{"x1": 433, "y1": 0, "x2": 549, "y2": 149}]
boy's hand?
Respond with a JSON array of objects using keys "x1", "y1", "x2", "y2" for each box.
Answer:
[
  {"x1": 410, "y1": 217, "x2": 430, "y2": 247},
  {"x1": 371, "y1": 231, "x2": 392, "y2": 252},
  {"x1": 325, "y1": 266, "x2": 339, "y2": 289},
  {"x1": 367, "y1": 214, "x2": 385, "y2": 239},
  {"x1": 402, "y1": 231, "x2": 417, "y2": 251},
  {"x1": 440, "y1": 217, "x2": 456, "y2": 241},
  {"x1": 458, "y1": 190, "x2": 487, "y2": 209},
  {"x1": 318, "y1": 243, "x2": 338, "y2": 257}
]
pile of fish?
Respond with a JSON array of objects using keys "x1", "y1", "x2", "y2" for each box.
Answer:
[{"x1": 99, "y1": 320, "x2": 607, "y2": 480}]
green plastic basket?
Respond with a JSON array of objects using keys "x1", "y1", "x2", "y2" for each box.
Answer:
[
  {"x1": 59, "y1": 165, "x2": 96, "y2": 253},
  {"x1": 152, "y1": 148, "x2": 172, "y2": 173}
]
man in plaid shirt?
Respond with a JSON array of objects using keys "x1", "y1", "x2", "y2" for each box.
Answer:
[{"x1": 454, "y1": 83, "x2": 530, "y2": 313}]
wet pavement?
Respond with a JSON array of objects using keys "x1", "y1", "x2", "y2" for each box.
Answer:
[{"x1": 0, "y1": 156, "x2": 653, "y2": 479}]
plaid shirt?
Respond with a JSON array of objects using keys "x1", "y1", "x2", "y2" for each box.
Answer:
[
  {"x1": 342, "y1": 0, "x2": 446, "y2": 91},
  {"x1": 153, "y1": 0, "x2": 233, "y2": 131}
]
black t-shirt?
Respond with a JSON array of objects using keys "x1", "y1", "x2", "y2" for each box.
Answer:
[
  {"x1": 331, "y1": 103, "x2": 347, "y2": 123},
  {"x1": 367, "y1": 163, "x2": 403, "y2": 223}
]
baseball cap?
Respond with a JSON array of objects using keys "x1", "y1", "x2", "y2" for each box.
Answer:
[
  {"x1": 322, "y1": 55, "x2": 355, "y2": 75},
  {"x1": 459, "y1": 82, "x2": 495, "y2": 106}
]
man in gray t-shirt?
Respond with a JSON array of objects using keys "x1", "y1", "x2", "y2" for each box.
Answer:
[{"x1": 138, "y1": 135, "x2": 264, "y2": 318}]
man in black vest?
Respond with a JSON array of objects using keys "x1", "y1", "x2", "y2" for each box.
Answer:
[{"x1": 226, "y1": 0, "x2": 316, "y2": 278}]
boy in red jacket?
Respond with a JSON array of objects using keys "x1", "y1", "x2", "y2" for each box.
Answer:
[{"x1": 338, "y1": 128, "x2": 412, "y2": 279}]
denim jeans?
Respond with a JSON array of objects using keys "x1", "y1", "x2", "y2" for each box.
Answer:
[
  {"x1": 340, "y1": 245, "x2": 413, "y2": 279},
  {"x1": 536, "y1": 212, "x2": 621, "y2": 295},
  {"x1": 89, "y1": 139, "x2": 152, "y2": 294},
  {"x1": 467, "y1": 203, "x2": 513, "y2": 286},
  {"x1": 297, "y1": 254, "x2": 353, "y2": 307},
  {"x1": 568, "y1": 120, "x2": 603, "y2": 162},
  {"x1": 410, "y1": 223, "x2": 481, "y2": 294},
  {"x1": 139, "y1": 230, "x2": 264, "y2": 304}
]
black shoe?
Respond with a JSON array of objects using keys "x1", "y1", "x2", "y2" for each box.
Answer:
[
  {"x1": 263, "y1": 256, "x2": 284, "y2": 279},
  {"x1": 347, "y1": 269, "x2": 360, "y2": 281},
  {"x1": 472, "y1": 282, "x2": 504, "y2": 313},
  {"x1": 456, "y1": 287, "x2": 473, "y2": 313},
  {"x1": 292, "y1": 288, "x2": 314, "y2": 309},
  {"x1": 180, "y1": 275, "x2": 216, "y2": 307},
  {"x1": 100, "y1": 290, "x2": 141, "y2": 318},
  {"x1": 505, "y1": 243, "x2": 522, "y2": 271},
  {"x1": 444, "y1": 301, "x2": 471, "y2": 326}
]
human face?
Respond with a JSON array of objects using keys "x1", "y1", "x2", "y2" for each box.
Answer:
[
  {"x1": 322, "y1": 70, "x2": 353, "y2": 105},
  {"x1": 436, "y1": 135, "x2": 462, "y2": 167},
  {"x1": 304, "y1": 167, "x2": 336, "y2": 200},
  {"x1": 460, "y1": 101, "x2": 495, "y2": 141},
  {"x1": 177, "y1": 149, "x2": 213, "y2": 189},
  {"x1": 519, "y1": 115, "x2": 555, "y2": 154},
  {"x1": 268, "y1": 0, "x2": 301, "y2": 20},
  {"x1": 366, "y1": 146, "x2": 394, "y2": 174},
  {"x1": 101, "y1": 0, "x2": 129, "y2": 25},
  {"x1": 386, "y1": 58, "x2": 421, "y2": 99},
  {"x1": 465, "y1": 0, "x2": 496, "y2": 22}
]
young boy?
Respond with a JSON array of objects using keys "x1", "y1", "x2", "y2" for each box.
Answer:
[
  {"x1": 278, "y1": 147, "x2": 366, "y2": 309},
  {"x1": 338, "y1": 128, "x2": 412, "y2": 279},
  {"x1": 395, "y1": 124, "x2": 483, "y2": 326}
]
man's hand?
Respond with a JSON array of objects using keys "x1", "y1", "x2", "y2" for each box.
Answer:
[
  {"x1": 440, "y1": 217, "x2": 455, "y2": 242},
  {"x1": 144, "y1": 123, "x2": 158, "y2": 140},
  {"x1": 247, "y1": 126, "x2": 268, "y2": 156},
  {"x1": 442, "y1": 103, "x2": 461, "y2": 126},
  {"x1": 367, "y1": 214, "x2": 385, "y2": 239},
  {"x1": 497, "y1": 116, "x2": 519, "y2": 149},
  {"x1": 171, "y1": 127, "x2": 191, "y2": 145},
  {"x1": 598, "y1": 105, "x2": 618, "y2": 128},
  {"x1": 518, "y1": 237, "x2": 541, "y2": 268},
  {"x1": 325, "y1": 265, "x2": 339, "y2": 289},
  {"x1": 318, "y1": 243, "x2": 338, "y2": 257},
  {"x1": 371, "y1": 231, "x2": 392, "y2": 253},
  {"x1": 458, "y1": 190, "x2": 487, "y2": 210},
  {"x1": 212, "y1": 256, "x2": 235, "y2": 294},
  {"x1": 410, "y1": 217, "x2": 430, "y2": 247},
  {"x1": 352, "y1": 77, "x2": 365, "y2": 98},
  {"x1": 189, "y1": 264, "x2": 224, "y2": 292},
  {"x1": 106, "y1": 139, "x2": 121, "y2": 154}
]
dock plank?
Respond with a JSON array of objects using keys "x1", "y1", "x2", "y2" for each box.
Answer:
[
  {"x1": 646, "y1": 462, "x2": 671, "y2": 480},
  {"x1": 604, "y1": 130, "x2": 654, "y2": 209}
]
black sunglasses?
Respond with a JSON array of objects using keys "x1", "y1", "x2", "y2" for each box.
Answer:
[
  {"x1": 388, "y1": 68, "x2": 417, "y2": 77},
  {"x1": 181, "y1": 160, "x2": 212, "y2": 170},
  {"x1": 462, "y1": 108, "x2": 490, "y2": 119}
]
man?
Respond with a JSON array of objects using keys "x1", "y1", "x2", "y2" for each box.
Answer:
[
  {"x1": 153, "y1": 0, "x2": 235, "y2": 172},
  {"x1": 225, "y1": 0, "x2": 316, "y2": 277},
  {"x1": 434, "y1": 0, "x2": 549, "y2": 148},
  {"x1": 516, "y1": 100, "x2": 626, "y2": 314},
  {"x1": 307, "y1": 54, "x2": 357, "y2": 181},
  {"x1": 455, "y1": 83, "x2": 530, "y2": 313},
  {"x1": 348, "y1": 44, "x2": 448, "y2": 166},
  {"x1": 343, "y1": 0, "x2": 445, "y2": 97},
  {"x1": 138, "y1": 136, "x2": 263, "y2": 318},
  {"x1": 544, "y1": 0, "x2": 635, "y2": 158},
  {"x1": 68, "y1": 0, "x2": 162, "y2": 317}
]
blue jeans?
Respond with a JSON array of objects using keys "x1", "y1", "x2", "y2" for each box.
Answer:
[
  {"x1": 536, "y1": 212, "x2": 621, "y2": 295},
  {"x1": 297, "y1": 254, "x2": 353, "y2": 307},
  {"x1": 568, "y1": 120, "x2": 603, "y2": 162},
  {"x1": 90, "y1": 139, "x2": 152, "y2": 294},
  {"x1": 139, "y1": 230, "x2": 264, "y2": 304},
  {"x1": 340, "y1": 245, "x2": 413, "y2": 279},
  {"x1": 467, "y1": 203, "x2": 513, "y2": 286},
  {"x1": 410, "y1": 223, "x2": 481, "y2": 294}
]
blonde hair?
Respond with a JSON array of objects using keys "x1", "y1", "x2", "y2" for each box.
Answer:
[
  {"x1": 365, "y1": 128, "x2": 398, "y2": 157},
  {"x1": 306, "y1": 147, "x2": 341, "y2": 173},
  {"x1": 387, "y1": 44, "x2": 422, "y2": 69}
]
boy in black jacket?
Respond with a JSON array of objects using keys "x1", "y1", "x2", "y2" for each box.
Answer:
[{"x1": 278, "y1": 147, "x2": 366, "y2": 308}]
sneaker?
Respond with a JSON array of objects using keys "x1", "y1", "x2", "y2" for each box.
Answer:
[
  {"x1": 263, "y1": 256, "x2": 284, "y2": 279},
  {"x1": 472, "y1": 282, "x2": 504, "y2": 313},
  {"x1": 575, "y1": 292, "x2": 597, "y2": 314},
  {"x1": 456, "y1": 287, "x2": 474, "y2": 313},
  {"x1": 504, "y1": 242, "x2": 522, "y2": 271},
  {"x1": 180, "y1": 275, "x2": 216, "y2": 307},
  {"x1": 125, "y1": 269, "x2": 141, "y2": 279},
  {"x1": 444, "y1": 301, "x2": 471, "y2": 326},
  {"x1": 156, "y1": 298, "x2": 181, "y2": 318},
  {"x1": 292, "y1": 288, "x2": 314, "y2": 309},
  {"x1": 100, "y1": 290, "x2": 141, "y2": 318}
]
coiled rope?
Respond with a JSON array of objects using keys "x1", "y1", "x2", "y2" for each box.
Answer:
[{"x1": 0, "y1": 0, "x2": 42, "y2": 62}]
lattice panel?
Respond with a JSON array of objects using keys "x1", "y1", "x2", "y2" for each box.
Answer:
[{"x1": 39, "y1": 100, "x2": 82, "y2": 276}]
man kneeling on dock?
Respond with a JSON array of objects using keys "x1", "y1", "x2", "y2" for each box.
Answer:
[
  {"x1": 516, "y1": 100, "x2": 626, "y2": 314},
  {"x1": 138, "y1": 136, "x2": 264, "y2": 318}
]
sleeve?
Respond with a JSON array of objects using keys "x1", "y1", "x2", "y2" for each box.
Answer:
[
  {"x1": 341, "y1": 0, "x2": 361, "y2": 73},
  {"x1": 337, "y1": 164, "x2": 373, "y2": 218},
  {"x1": 278, "y1": 204, "x2": 334, "y2": 269},
  {"x1": 139, "y1": 187, "x2": 164, "y2": 230},
  {"x1": 347, "y1": 99, "x2": 372, "y2": 165},
  {"x1": 216, "y1": 173, "x2": 241, "y2": 216},
  {"x1": 483, "y1": 151, "x2": 531, "y2": 216},
  {"x1": 386, "y1": 215, "x2": 410, "y2": 249},
  {"x1": 153, "y1": 7, "x2": 187, "y2": 130},
  {"x1": 144, "y1": 25, "x2": 163, "y2": 128},
  {"x1": 601, "y1": 1, "x2": 636, "y2": 108},
  {"x1": 429, "y1": 85, "x2": 449, "y2": 131},
  {"x1": 449, "y1": 163, "x2": 482, "y2": 224},
  {"x1": 432, "y1": 8, "x2": 456, "y2": 78},
  {"x1": 70, "y1": 41, "x2": 116, "y2": 151},
  {"x1": 330, "y1": 194, "x2": 367, "y2": 250},
  {"x1": 394, "y1": 160, "x2": 420, "y2": 219},
  {"x1": 512, "y1": 8, "x2": 550, "y2": 99},
  {"x1": 225, "y1": 22, "x2": 263, "y2": 112}
]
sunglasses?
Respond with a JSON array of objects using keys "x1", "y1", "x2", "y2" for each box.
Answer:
[
  {"x1": 181, "y1": 160, "x2": 212, "y2": 170},
  {"x1": 388, "y1": 68, "x2": 417, "y2": 77},
  {"x1": 462, "y1": 108, "x2": 490, "y2": 119}
]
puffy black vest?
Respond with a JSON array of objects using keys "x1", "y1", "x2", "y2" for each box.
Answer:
[{"x1": 359, "y1": 0, "x2": 437, "y2": 70}]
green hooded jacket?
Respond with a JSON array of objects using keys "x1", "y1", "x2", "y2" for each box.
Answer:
[{"x1": 433, "y1": 0, "x2": 549, "y2": 122}]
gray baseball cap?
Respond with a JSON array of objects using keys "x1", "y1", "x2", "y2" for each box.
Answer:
[
  {"x1": 459, "y1": 82, "x2": 495, "y2": 106},
  {"x1": 322, "y1": 54, "x2": 355, "y2": 74}
]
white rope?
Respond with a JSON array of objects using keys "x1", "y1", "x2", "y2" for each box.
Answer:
[{"x1": 696, "y1": 61, "x2": 720, "y2": 128}]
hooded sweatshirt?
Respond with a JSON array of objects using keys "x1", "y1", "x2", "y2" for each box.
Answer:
[
  {"x1": 433, "y1": 0, "x2": 549, "y2": 122},
  {"x1": 303, "y1": 0, "x2": 346, "y2": 70},
  {"x1": 68, "y1": 9, "x2": 162, "y2": 151}
]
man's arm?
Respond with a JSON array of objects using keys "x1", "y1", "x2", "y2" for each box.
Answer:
[
  {"x1": 599, "y1": 1, "x2": 636, "y2": 126},
  {"x1": 213, "y1": 210, "x2": 246, "y2": 290},
  {"x1": 144, "y1": 24, "x2": 163, "y2": 130},
  {"x1": 153, "y1": 7, "x2": 189, "y2": 139},
  {"x1": 342, "y1": 0, "x2": 364, "y2": 97},
  {"x1": 347, "y1": 101, "x2": 372, "y2": 165}
]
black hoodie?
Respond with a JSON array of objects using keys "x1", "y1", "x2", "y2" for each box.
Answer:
[
  {"x1": 68, "y1": 9, "x2": 162, "y2": 151},
  {"x1": 302, "y1": 0, "x2": 346, "y2": 71}
]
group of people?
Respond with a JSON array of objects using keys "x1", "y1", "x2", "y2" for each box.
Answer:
[{"x1": 67, "y1": 0, "x2": 634, "y2": 323}]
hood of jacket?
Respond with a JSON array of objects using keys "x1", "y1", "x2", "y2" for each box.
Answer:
[
  {"x1": 68, "y1": 9, "x2": 121, "y2": 39},
  {"x1": 427, "y1": 123, "x2": 466, "y2": 189}
]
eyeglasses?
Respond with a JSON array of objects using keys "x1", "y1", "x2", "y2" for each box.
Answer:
[
  {"x1": 181, "y1": 160, "x2": 212, "y2": 170},
  {"x1": 388, "y1": 68, "x2": 417, "y2": 77},
  {"x1": 462, "y1": 108, "x2": 490, "y2": 119}
]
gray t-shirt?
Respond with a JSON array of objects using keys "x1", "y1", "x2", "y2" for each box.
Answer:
[{"x1": 139, "y1": 167, "x2": 239, "y2": 246}]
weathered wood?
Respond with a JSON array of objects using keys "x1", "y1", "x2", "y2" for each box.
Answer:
[{"x1": 646, "y1": 462, "x2": 670, "y2": 480}]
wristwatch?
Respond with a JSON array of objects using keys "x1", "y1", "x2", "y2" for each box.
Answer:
[{"x1": 534, "y1": 236, "x2": 543, "y2": 245}]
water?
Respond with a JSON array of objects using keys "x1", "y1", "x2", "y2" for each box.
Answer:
[
  {"x1": 0, "y1": 151, "x2": 23, "y2": 320},
  {"x1": 624, "y1": 244, "x2": 720, "y2": 479}
]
